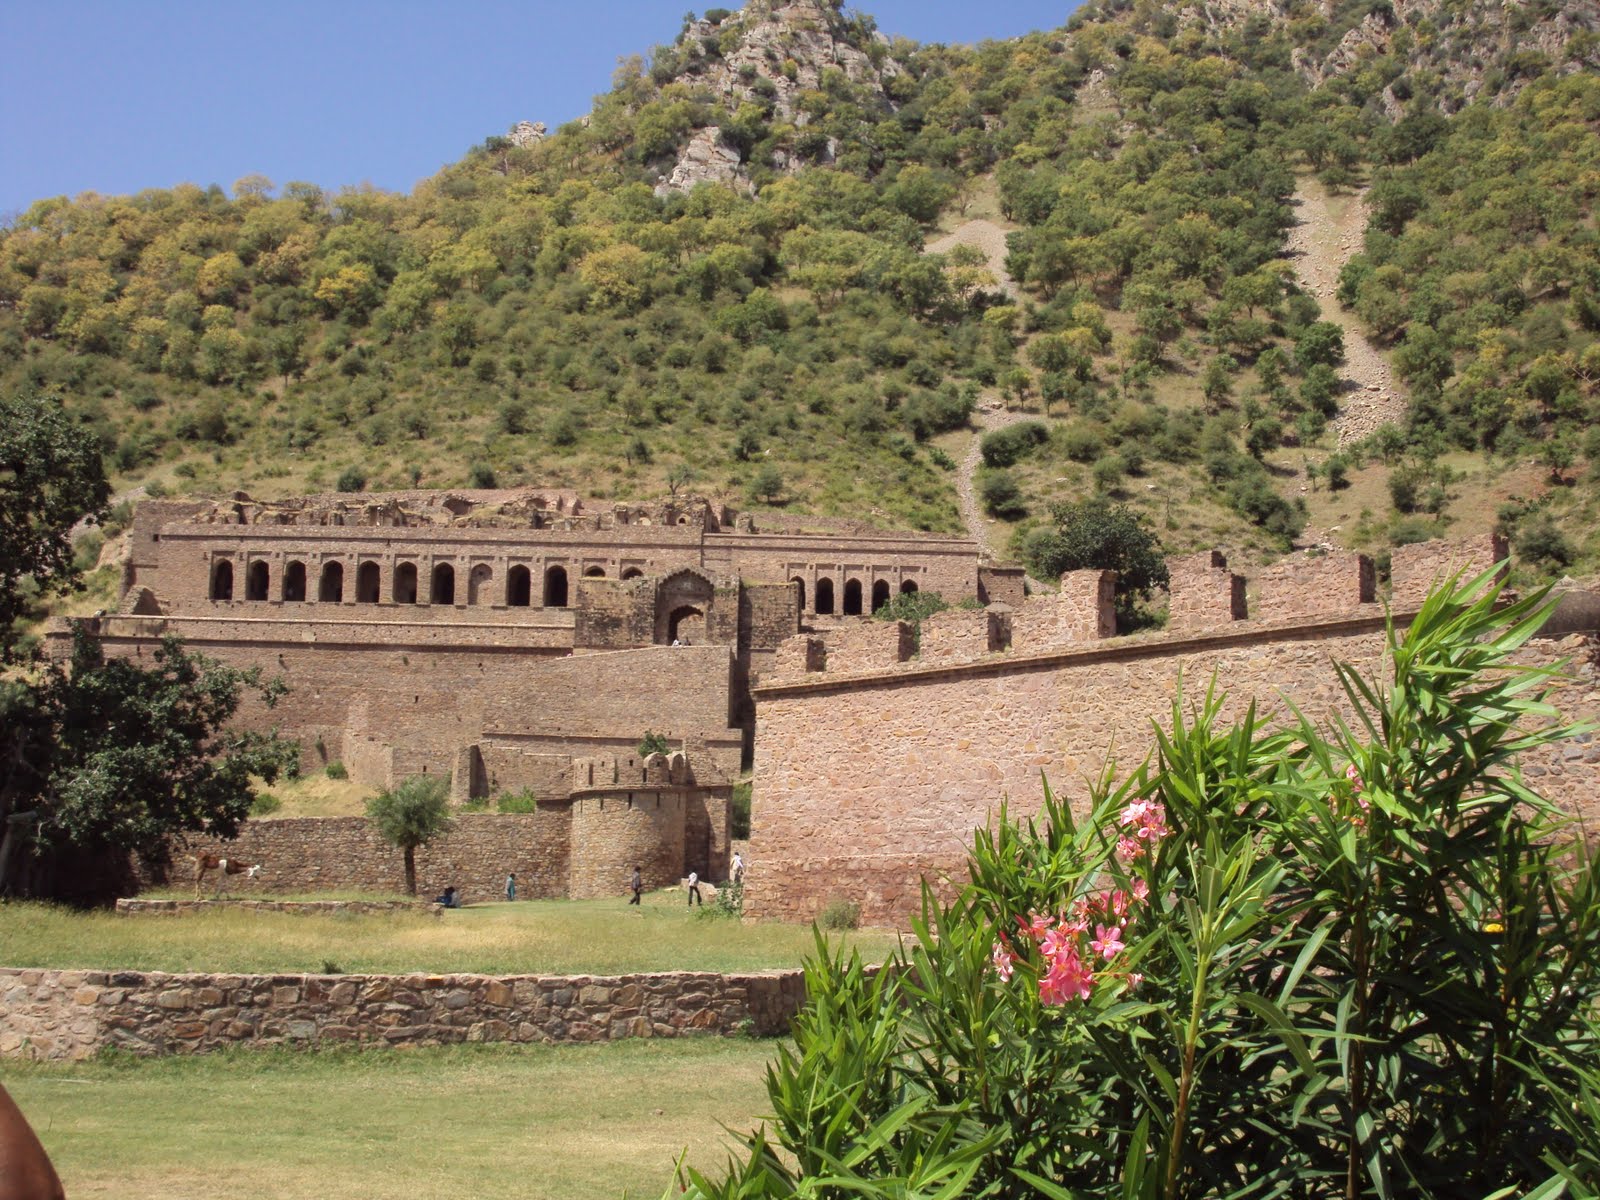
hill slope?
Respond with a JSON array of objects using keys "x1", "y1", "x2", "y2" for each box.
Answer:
[{"x1": 3, "y1": 0, "x2": 1598, "y2": 595}]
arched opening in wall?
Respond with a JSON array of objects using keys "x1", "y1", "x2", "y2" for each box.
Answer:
[
  {"x1": 621, "y1": 567, "x2": 644, "y2": 580},
  {"x1": 394, "y1": 562, "x2": 418, "y2": 605},
  {"x1": 356, "y1": 561, "x2": 381, "y2": 603},
  {"x1": 584, "y1": 566, "x2": 606, "y2": 578},
  {"x1": 246, "y1": 561, "x2": 270, "y2": 602},
  {"x1": 431, "y1": 563, "x2": 456, "y2": 605},
  {"x1": 669, "y1": 605, "x2": 706, "y2": 645},
  {"x1": 468, "y1": 564, "x2": 493, "y2": 605},
  {"x1": 210, "y1": 560, "x2": 234, "y2": 601},
  {"x1": 815, "y1": 577, "x2": 835, "y2": 615},
  {"x1": 283, "y1": 561, "x2": 307, "y2": 602},
  {"x1": 319, "y1": 561, "x2": 344, "y2": 603},
  {"x1": 871, "y1": 579, "x2": 891, "y2": 612},
  {"x1": 506, "y1": 565, "x2": 531, "y2": 607},
  {"x1": 843, "y1": 578, "x2": 864, "y2": 616},
  {"x1": 900, "y1": 579, "x2": 919, "y2": 595},
  {"x1": 792, "y1": 577, "x2": 806, "y2": 612},
  {"x1": 544, "y1": 565, "x2": 569, "y2": 608}
]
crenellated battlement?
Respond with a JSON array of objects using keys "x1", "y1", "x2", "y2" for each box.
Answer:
[{"x1": 768, "y1": 537, "x2": 1510, "y2": 680}]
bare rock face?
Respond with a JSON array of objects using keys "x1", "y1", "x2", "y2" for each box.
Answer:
[
  {"x1": 651, "y1": 0, "x2": 904, "y2": 195},
  {"x1": 508, "y1": 120, "x2": 547, "y2": 148},
  {"x1": 654, "y1": 128, "x2": 749, "y2": 197}
]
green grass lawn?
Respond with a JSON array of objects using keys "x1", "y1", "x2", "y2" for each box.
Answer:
[
  {"x1": 0, "y1": 890, "x2": 900, "y2": 976},
  {"x1": 5, "y1": 1038, "x2": 775, "y2": 1200}
]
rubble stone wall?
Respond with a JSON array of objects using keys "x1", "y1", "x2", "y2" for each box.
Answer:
[{"x1": 0, "y1": 966, "x2": 807, "y2": 1061}]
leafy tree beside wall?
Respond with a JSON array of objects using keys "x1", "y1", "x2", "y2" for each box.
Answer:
[{"x1": 366, "y1": 775, "x2": 453, "y2": 897}]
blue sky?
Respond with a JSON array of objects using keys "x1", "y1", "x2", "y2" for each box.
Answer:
[{"x1": 1, "y1": 1, "x2": 1084, "y2": 217}]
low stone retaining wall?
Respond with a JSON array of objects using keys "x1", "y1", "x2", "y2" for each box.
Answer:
[
  {"x1": 0, "y1": 966, "x2": 807, "y2": 1061},
  {"x1": 116, "y1": 899, "x2": 421, "y2": 916}
]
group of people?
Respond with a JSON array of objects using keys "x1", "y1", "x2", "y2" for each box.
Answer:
[
  {"x1": 435, "y1": 860, "x2": 748, "y2": 910},
  {"x1": 629, "y1": 852, "x2": 745, "y2": 907}
]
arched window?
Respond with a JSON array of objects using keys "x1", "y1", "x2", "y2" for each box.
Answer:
[
  {"x1": 210, "y1": 560, "x2": 234, "y2": 601},
  {"x1": 468, "y1": 564, "x2": 493, "y2": 605},
  {"x1": 246, "y1": 561, "x2": 270, "y2": 602},
  {"x1": 668, "y1": 605, "x2": 705, "y2": 645},
  {"x1": 621, "y1": 567, "x2": 644, "y2": 580},
  {"x1": 319, "y1": 561, "x2": 344, "y2": 603},
  {"x1": 394, "y1": 562, "x2": 418, "y2": 604},
  {"x1": 843, "y1": 578, "x2": 864, "y2": 616},
  {"x1": 544, "y1": 565, "x2": 569, "y2": 608},
  {"x1": 900, "y1": 579, "x2": 919, "y2": 595},
  {"x1": 871, "y1": 579, "x2": 891, "y2": 612},
  {"x1": 584, "y1": 566, "x2": 606, "y2": 578},
  {"x1": 283, "y1": 561, "x2": 307, "y2": 602},
  {"x1": 792, "y1": 577, "x2": 807, "y2": 612},
  {"x1": 431, "y1": 563, "x2": 456, "y2": 605},
  {"x1": 815, "y1": 577, "x2": 835, "y2": 615},
  {"x1": 356, "y1": 561, "x2": 381, "y2": 603},
  {"x1": 506, "y1": 565, "x2": 531, "y2": 607}
]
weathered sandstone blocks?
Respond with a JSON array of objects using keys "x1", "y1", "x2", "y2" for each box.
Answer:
[
  {"x1": 1011, "y1": 570, "x2": 1116, "y2": 653},
  {"x1": 1254, "y1": 550, "x2": 1376, "y2": 621},
  {"x1": 1389, "y1": 534, "x2": 1508, "y2": 610},
  {"x1": 1167, "y1": 551, "x2": 1246, "y2": 635}
]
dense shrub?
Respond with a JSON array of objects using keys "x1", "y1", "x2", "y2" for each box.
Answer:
[{"x1": 980, "y1": 421, "x2": 1050, "y2": 468}]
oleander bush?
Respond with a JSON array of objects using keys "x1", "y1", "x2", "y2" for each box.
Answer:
[{"x1": 668, "y1": 570, "x2": 1600, "y2": 1198}]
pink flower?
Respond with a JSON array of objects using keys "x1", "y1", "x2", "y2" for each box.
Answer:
[
  {"x1": 1116, "y1": 835, "x2": 1144, "y2": 861},
  {"x1": 1019, "y1": 911, "x2": 1053, "y2": 942},
  {"x1": 1090, "y1": 923, "x2": 1125, "y2": 960},
  {"x1": 991, "y1": 940, "x2": 1015, "y2": 982},
  {"x1": 1039, "y1": 947, "x2": 1094, "y2": 1005},
  {"x1": 1119, "y1": 799, "x2": 1151, "y2": 827},
  {"x1": 1127, "y1": 973, "x2": 1144, "y2": 989},
  {"x1": 1040, "y1": 923, "x2": 1078, "y2": 962},
  {"x1": 1131, "y1": 878, "x2": 1149, "y2": 902},
  {"x1": 1108, "y1": 888, "x2": 1129, "y2": 918},
  {"x1": 1345, "y1": 763, "x2": 1364, "y2": 794}
]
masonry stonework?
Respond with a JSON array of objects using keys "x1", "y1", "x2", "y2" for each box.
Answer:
[
  {"x1": 744, "y1": 539, "x2": 1600, "y2": 926},
  {"x1": 0, "y1": 966, "x2": 808, "y2": 1060}
]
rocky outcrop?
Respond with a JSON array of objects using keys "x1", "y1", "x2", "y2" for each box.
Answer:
[
  {"x1": 507, "y1": 120, "x2": 547, "y2": 147},
  {"x1": 654, "y1": 128, "x2": 749, "y2": 197},
  {"x1": 651, "y1": 0, "x2": 904, "y2": 195}
]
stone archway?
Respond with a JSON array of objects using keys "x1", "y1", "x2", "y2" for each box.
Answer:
[
  {"x1": 654, "y1": 569, "x2": 716, "y2": 645},
  {"x1": 668, "y1": 605, "x2": 706, "y2": 645}
]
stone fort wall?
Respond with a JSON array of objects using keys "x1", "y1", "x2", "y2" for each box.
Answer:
[{"x1": 744, "y1": 538, "x2": 1600, "y2": 925}]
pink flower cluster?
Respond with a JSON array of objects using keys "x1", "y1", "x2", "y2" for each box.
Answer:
[
  {"x1": 1003, "y1": 884, "x2": 1146, "y2": 1005},
  {"x1": 1115, "y1": 798, "x2": 1169, "y2": 861}
]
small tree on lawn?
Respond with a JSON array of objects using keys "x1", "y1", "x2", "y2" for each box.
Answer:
[{"x1": 367, "y1": 774, "x2": 453, "y2": 896}]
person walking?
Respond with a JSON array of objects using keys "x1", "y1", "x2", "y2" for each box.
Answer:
[
  {"x1": 731, "y1": 852, "x2": 744, "y2": 884},
  {"x1": 629, "y1": 865, "x2": 642, "y2": 905},
  {"x1": 505, "y1": 872, "x2": 516, "y2": 902},
  {"x1": 687, "y1": 871, "x2": 703, "y2": 906}
]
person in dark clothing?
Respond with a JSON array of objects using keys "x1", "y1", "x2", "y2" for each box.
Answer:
[
  {"x1": 434, "y1": 886, "x2": 459, "y2": 908},
  {"x1": 629, "y1": 865, "x2": 642, "y2": 905},
  {"x1": 687, "y1": 871, "x2": 703, "y2": 906}
]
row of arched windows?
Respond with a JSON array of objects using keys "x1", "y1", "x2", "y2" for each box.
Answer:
[
  {"x1": 209, "y1": 559, "x2": 623, "y2": 608},
  {"x1": 793, "y1": 576, "x2": 917, "y2": 616}
]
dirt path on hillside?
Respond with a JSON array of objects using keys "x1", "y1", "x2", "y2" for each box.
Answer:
[
  {"x1": 928, "y1": 215, "x2": 1033, "y2": 553},
  {"x1": 926, "y1": 219, "x2": 1019, "y2": 300},
  {"x1": 956, "y1": 400, "x2": 1038, "y2": 557},
  {"x1": 1284, "y1": 180, "x2": 1408, "y2": 447}
]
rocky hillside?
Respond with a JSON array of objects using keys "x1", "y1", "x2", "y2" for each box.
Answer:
[{"x1": 4, "y1": 0, "x2": 1599, "y2": 610}]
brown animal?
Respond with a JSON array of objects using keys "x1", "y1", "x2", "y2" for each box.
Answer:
[
  {"x1": 0, "y1": 1082, "x2": 66, "y2": 1200},
  {"x1": 193, "y1": 853, "x2": 262, "y2": 899}
]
